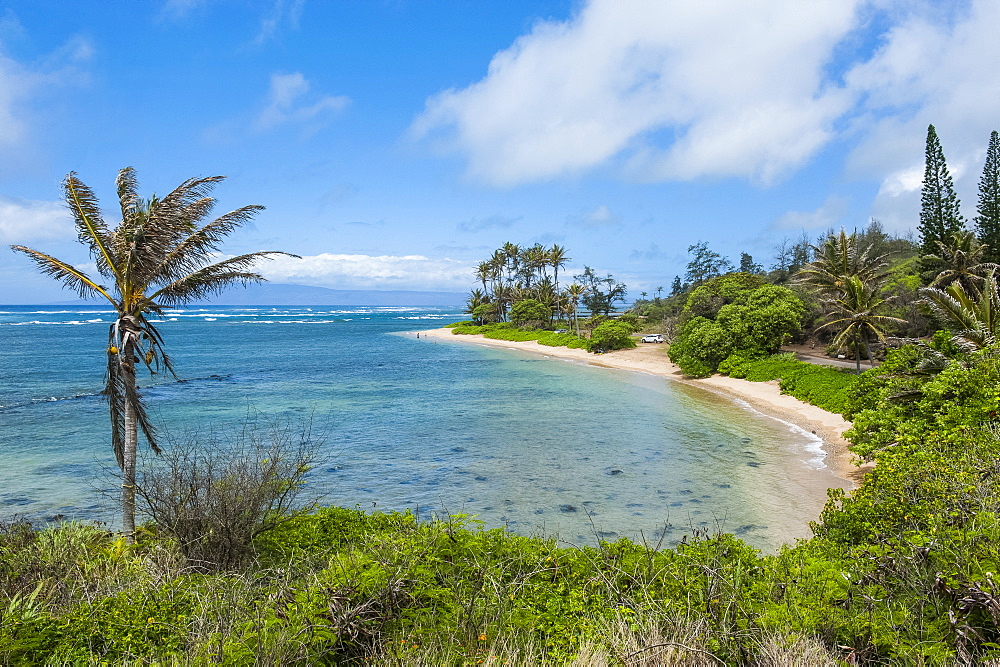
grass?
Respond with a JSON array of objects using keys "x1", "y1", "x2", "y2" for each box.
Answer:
[
  {"x1": 448, "y1": 322, "x2": 590, "y2": 349},
  {"x1": 717, "y1": 352, "x2": 859, "y2": 414}
]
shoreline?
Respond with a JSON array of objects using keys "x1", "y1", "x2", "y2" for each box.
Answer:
[{"x1": 416, "y1": 327, "x2": 869, "y2": 488}]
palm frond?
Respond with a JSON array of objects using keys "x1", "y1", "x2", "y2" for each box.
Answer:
[
  {"x1": 64, "y1": 173, "x2": 118, "y2": 278},
  {"x1": 148, "y1": 205, "x2": 267, "y2": 286},
  {"x1": 148, "y1": 176, "x2": 226, "y2": 248},
  {"x1": 150, "y1": 251, "x2": 295, "y2": 305},
  {"x1": 10, "y1": 246, "x2": 113, "y2": 302},
  {"x1": 796, "y1": 229, "x2": 890, "y2": 295},
  {"x1": 116, "y1": 167, "x2": 142, "y2": 232},
  {"x1": 105, "y1": 342, "x2": 128, "y2": 467},
  {"x1": 920, "y1": 282, "x2": 994, "y2": 339},
  {"x1": 105, "y1": 321, "x2": 162, "y2": 463}
]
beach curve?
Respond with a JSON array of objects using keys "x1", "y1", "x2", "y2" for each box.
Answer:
[{"x1": 415, "y1": 327, "x2": 868, "y2": 488}]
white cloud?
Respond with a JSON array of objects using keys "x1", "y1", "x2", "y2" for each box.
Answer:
[
  {"x1": 772, "y1": 196, "x2": 850, "y2": 231},
  {"x1": 258, "y1": 253, "x2": 473, "y2": 291},
  {"x1": 256, "y1": 72, "x2": 349, "y2": 131},
  {"x1": 845, "y1": 0, "x2": 1000, "y2": 226},
  {"x1": 878, "y1": 165, "x2": 923, "y2": 198},
  {"x1": 0, "y1": 32, "x2": 91, "y2": 162},
  {"x1": 412, "y1": 0, "x2": 860, "y2": 186},
  {"x1": 567, "y1": 205, "x2": 621, "y2": 229},
  {"x1": 0, "y1": 196, "x2": 71, "y2": 243},
  {"x1": 253, "y1": 0, "x2": 306, "y2": 45}
]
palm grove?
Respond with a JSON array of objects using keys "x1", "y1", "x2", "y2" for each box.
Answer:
[{"x1": 459, "y1": 126, "x2": 1000, "y2": 379}]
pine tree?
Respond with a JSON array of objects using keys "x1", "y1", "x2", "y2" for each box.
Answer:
[
  {"x1": 670, "y1": 276, "x2": 683, "y2": 296},
  {"x1": 918, "y1": 124, "x2": 966, "y2": 260},
  {"x1": 975, "y1": 130, "x2": 1000, "y2": 264},
  {"x1": 739, "y1": 252, "x2": 763, "y2": 274}
]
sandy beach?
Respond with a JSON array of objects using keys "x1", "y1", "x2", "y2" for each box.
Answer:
[{"x1": 416, "y1": 327, "x2": 868, "y2": 487}]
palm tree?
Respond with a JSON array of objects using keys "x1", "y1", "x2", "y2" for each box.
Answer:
[
  {"x1": 919, "y1": 272, "x2": 1000, "y2": 351},
  {"x1": 796, "y1": 229, "x2": 890, "y2": 294},
  {"x1": 548, "y1": 244, "x2": 570, "y2": 322},
  {"x1": 501, "y1": 242, "x2": 520, "y2": 290},
  {"x1": 924, "y1": 230, "x2": 998, "y2": 293},
  {"x1": 11, "y1": 168, "x2": 292, "y2": 540},
  {"x1": 816, "y1": 276, "x2": 905, "y2": 372},
  {"x1": 474, "y1": 261, "x2": 492, "y2": 295},
  {"x1": 520, "y1": 244, "x2": 547, "y2": 287},
  {"x1": 564, "y1": 283, "x2": 587, "y2": 336}
]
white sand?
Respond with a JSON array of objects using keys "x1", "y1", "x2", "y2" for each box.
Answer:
[{"x1": 415, "y1": 328, "x2": 869, "y2": 487}]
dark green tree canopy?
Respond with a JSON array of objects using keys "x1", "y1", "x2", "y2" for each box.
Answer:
[
  {"x1": 739, "y1": 252, "x2": 764, "y2": 274},
  {"x1": 682, "y1": 272, "x2": 768, "y2": 319},
  {"x1": 669, "y1": 276, "x2": 804, "y2": 377},
  {"x1": 574, "y1": 266, "x2": 627, "y2": 316},
  {"x1": 509, "y1": 298, "x2": 550, "y2": 328}
]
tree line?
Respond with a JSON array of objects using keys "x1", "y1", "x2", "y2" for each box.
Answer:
[
  {"x1": 466, "y1": 242, "x2": 627, "y2": 331},
  {"x1": 645, "y1": 125, "x2": 1000, "y2": 378}
]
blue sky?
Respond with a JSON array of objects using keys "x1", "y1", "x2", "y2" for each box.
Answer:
[{"x1": 2, "y1": 0, "x2": 999, "y2": 303}]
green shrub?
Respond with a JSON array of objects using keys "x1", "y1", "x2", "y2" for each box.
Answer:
[
  {"x1": 587, "y1": 320, "x2": 637, "y2": 352},
  {"x1": 717, "y1": 353, "x2": 858, "y2": 413},
  {"x1": 132, "y1": 417, "x2": 319, "y2": 570},
  {"x1": 669, "y1": 279, "x2": 804, "y2": 377},
  {"x1": 509, "y1": 299, "x2": 551, "y2": 328},
  {"x1": 617, "y1": 312, "x2": 643, "y2": 332},
  {"x1": 668, "y1": 317, "x2": 733, "y2": 377},
  {"x1": 450, "y1": 323, "x2": 588, "y2": 350}
]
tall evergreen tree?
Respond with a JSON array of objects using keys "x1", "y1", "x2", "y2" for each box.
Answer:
[
  {"x1": 918, "y1": 124, "x2": 966, "y2": 260},
  {"x1": 739, "y1": 252, "x2": 763, "y2": 274},
  {"x1": 669, "y1": 276, "x2": 683, "y2": 296},
  {"x1": 975, "y1": 130, "x2": 1000, "y2": 264}
]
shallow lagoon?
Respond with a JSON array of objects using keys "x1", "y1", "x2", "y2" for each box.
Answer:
[{"x1": 0, "y1": 305, "x2": 844, "y2": 551}]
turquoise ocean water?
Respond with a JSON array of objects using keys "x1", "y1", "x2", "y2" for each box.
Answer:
[{"x1": 0, "y1": 305, "x2": 846, "y2": 551}]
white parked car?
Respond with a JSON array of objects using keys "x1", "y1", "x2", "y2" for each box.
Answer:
[{"x1": 640, "y1": 334, "x2": 664, "y2": 343}]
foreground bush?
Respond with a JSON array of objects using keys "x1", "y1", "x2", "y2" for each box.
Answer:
[
  {"x1": 586, "y1": 320, "x2": 637, "y2": 352},
  {"x1": 131, "y1": 416, "x2": 319, "y2": 570}
]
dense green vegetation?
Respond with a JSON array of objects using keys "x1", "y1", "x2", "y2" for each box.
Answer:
[
  {"x1": 467, "y1": 243, "x2": 629, "y2": 330},
  {"x1": 667, "y1": 274, "x2": 805, "y2": 378},
  {"x1": 718, "y1": 353, "x2": 858, "y2": 414}
]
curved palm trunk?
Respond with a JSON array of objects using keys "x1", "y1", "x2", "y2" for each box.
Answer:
[
  {"x1": 121, "y1": 364, "x2": 138, "y2": 541},
  {"x1": 863, "y1": 332, "x2": 875, "y2": 369}
]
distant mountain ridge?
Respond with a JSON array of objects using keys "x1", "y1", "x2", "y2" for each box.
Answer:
[
  {"x1": 209, "y1": 283, "x2": 466, "y2": 306},
  {"x1": 35, "y1": 283, "x2": 468, "y2": 307}
]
